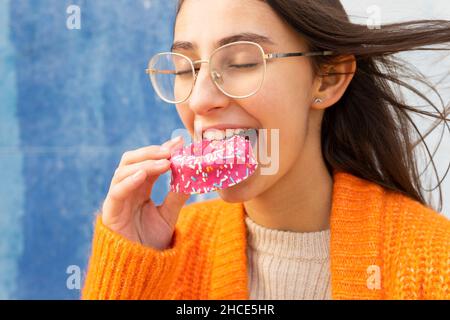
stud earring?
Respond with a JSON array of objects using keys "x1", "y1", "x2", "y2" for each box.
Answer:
[{"x1": 314, "y1": 98, "x2": 323, "y2": 104}]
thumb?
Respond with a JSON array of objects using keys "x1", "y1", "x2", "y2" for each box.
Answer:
[{"x1": 158, "y1": 191, "x2": 190, "y2": 228}]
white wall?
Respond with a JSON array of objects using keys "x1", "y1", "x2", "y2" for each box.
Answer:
[{"x1": 341, "y1": 0, "x2": 450, "y2": 216}]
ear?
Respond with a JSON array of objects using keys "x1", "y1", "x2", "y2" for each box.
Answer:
[{"x1": 311, "y1": 55, "x2": 357, "y2": 109}]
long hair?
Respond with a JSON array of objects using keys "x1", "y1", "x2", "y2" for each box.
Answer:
[{"x1": 175, "y1": 0, "x2": 450, "y2": 212}]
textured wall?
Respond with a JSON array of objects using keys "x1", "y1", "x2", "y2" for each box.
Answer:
[
  {"x1": 0, "y1": 0, "x2": 215, "y2": 299},
  {"x1": 0, "y1": 0, "x2": 448, "y2": 299}
]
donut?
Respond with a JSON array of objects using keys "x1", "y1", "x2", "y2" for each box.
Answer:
[{"x1": 169, "y1": 134, "x2": 258, "y2": 194}]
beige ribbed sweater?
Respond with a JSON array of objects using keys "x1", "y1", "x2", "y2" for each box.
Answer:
[{"x1": 245, "y1": 215, "x2": 332, "y2": 300}]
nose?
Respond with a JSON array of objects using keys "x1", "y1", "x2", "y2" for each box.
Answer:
[{"x1": 188, "y1": 62, "x2": 230, "y2": 115}]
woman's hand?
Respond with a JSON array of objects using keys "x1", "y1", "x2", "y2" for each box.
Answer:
[{"x1": 101, "y1": 136, "x2": 189, "y2": 250}]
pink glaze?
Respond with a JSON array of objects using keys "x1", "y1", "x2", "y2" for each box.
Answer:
[{"x1": 169, "y1": 135, "x2": 258, "y2": 194}]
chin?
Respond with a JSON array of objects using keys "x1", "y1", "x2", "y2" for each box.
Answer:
[
  {"x1": 217, "y1": 174, "x2": 260, "y2": 203},
  {"x1": 217, "y1": 188, "x2": 249, "y2": 203}
]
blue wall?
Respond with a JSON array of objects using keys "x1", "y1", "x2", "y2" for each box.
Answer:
[{"x1": 0, "y1": 0, "x2": 214, "y2": 299}]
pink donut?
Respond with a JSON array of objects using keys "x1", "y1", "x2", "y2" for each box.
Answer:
[{"x1": 169, "y1": 135, "x2": 258, "y2": 194}]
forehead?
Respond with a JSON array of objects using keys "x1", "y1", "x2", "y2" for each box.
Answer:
[{"x1": 174, "y1": 0, "x2": 302, "y2": 53}]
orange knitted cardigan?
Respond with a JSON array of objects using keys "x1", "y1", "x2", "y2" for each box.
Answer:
[{"x1": 82, "y1": 171, "x2": 450, "y2": 300}]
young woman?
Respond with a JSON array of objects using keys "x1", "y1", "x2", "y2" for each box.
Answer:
[{"x1": 82, "y1": 0, "x2": 450, "y2": 299}]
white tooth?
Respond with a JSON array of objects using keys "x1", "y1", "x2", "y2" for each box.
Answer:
[
  {"x1": 244, "y1": 128, "x2": 255, "y2": 136},
  {"x1": 234, "y1": 129, "x2": 244, "y2": 135},
  {"x1": 214, "y1": 130, "x2": 225, "y2": 140},
  {"x1": 225, "y1": 129, "x2": 235, "y2": 138},
  {"x1": 203, "y1": 131, "x2": 215, "y2": 141}
]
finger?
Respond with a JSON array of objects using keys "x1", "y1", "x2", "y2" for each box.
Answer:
[
  {"x1": 119, "y1": 145, "x2": 170, "y2": 166},
  {"x1": 112, "y1": 159, "x2": 171, "y2": 185},
  {"x1": 161, "y1": 136, "x2": 184, "y2": 152},
  {"x1": 119, "y1": 136, "x2": 184, "y2": 166},
  {"x1": 158, "y1": 191, "x2": 190, "y2": 228},
  {"x1": 104, "y1": 169, "x2": 149, "y2": 219}
]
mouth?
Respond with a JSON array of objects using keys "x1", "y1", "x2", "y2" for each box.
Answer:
[
  {"x1": 202, "y1": 128, "x2": 258, "y2": 142},
  {"x1": 170, "y1": 127, "x2": 259, "y2": 195}
]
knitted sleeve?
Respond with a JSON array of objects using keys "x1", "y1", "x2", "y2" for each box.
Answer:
[
  {"x1": 383, "y1": 195, "x2": 450, "y2": 299},
  {"x1": 81, "y1": 215, "x2": 187, "y2": 300}
]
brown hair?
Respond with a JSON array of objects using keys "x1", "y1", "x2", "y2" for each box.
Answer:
[{"x1": 175, "y1": 0, "x2": 450, "y2": 212}]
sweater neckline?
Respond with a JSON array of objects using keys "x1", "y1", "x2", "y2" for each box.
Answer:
[
  {"x1": 244, "y1": 215, "x2": 330, "y2": 260},
  {"x1": 208, "y1": 169, "x2": 384, "y2": 300}
]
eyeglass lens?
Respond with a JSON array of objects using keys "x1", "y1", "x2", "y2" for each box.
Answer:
[{"x1": 149, "y1": 42, "x2": 265, "y2": 103}]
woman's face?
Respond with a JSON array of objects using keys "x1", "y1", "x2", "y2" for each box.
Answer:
[{"x1": 173, "y1": 0, "x2": 324, "y2": 202}]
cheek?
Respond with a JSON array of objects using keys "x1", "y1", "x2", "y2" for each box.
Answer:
[
  {"x1": 253, "y1": 61, "x2": 313, "y2": 114},
  {"x1": 244, "y1": 63, "x2": 313, "y2": 138},
  {"x1": 244, "y1": 63, "x2": 313, "y2": 170}
]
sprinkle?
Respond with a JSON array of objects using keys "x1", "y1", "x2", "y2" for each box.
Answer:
[
  {"x1": 181, "y1": 174, "x2": 185, "y2": 182},
  {"x1": 229, "y1": 176, "x2": 236, "y2": 184},
  {"x1": 191, "y1": 176, "x2": 197, "y2": 181},
  {"x1": 246, "y1": 168, "x2": 249, "y2": 177},
  {"x1": 185, "y1": 180, "x2": 191, "y2": 188}
]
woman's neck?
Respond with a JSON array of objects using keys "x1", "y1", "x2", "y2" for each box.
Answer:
[{"x1": 243, "y1": 145, "x2": 333, "y2": 233}]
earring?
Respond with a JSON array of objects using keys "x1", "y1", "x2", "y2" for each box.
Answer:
[{"x1": 314, "y1": 98, "x2": 323, "y2": 104}]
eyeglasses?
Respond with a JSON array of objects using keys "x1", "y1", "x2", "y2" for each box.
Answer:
[{"x1": 145, "y1": 41, "x2": 333, "y2": 104}]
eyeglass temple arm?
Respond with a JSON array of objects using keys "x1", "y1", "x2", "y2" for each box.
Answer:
[
  {"x1": 145, "y1": 51, "x2": 334, "y2": 73},
  {"x1": 145, "y1": 59, "x2": 208, "y2": 74},
  {"x1": 265, "y1": 51, "x2": 334, "y2": 60},
  {"x1": 145, "y1": 69, "x2": 177, "y2": 75}
]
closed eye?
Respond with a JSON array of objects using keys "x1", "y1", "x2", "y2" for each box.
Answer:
[{"x1": 229, "y1": 63, "x2": 259, "y2": 69}]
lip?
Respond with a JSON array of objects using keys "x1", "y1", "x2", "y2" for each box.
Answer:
[{"x1": 200, "y1": 124, "x2": 255, "y2": 134}]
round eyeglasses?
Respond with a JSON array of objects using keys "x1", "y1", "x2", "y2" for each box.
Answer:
[{"x1": 145, "y1": 41, "x2": 334, "y2": 104}]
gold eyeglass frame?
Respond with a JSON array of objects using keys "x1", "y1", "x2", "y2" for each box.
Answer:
[{"x1": 145, "y1": 41, "x2": 334, "y2": 104}]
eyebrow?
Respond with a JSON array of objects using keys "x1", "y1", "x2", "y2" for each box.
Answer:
[{"x1": 171, "y1": 32, "x2": 276, "y2": 52}]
